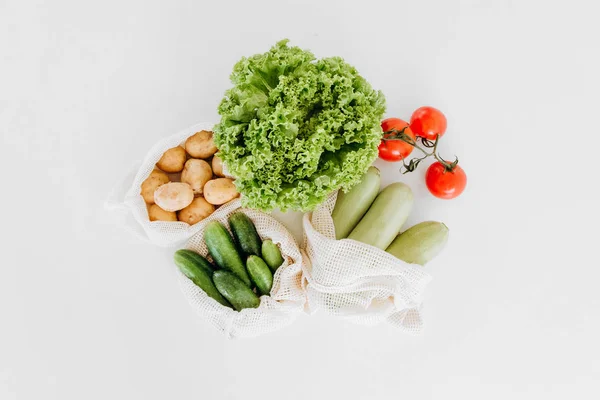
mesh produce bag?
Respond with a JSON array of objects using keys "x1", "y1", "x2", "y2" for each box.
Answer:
[
  {"x1": 105, "y1": 122, "x2": 220, "y2": 247},
  {"x1": 301, "y1": 192, "x2": 433, "y2": 334},
  {"x1": 179, "y1": 199, "x2": 305, "y2": 339}
]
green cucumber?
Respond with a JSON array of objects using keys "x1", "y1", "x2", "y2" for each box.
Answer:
[
  {"x1": 386, "y1": 221, "x2": 449, "y2": 266},
  {"x1": 261, "y1": 240, "x2": 284, "y2": 272},
  {"x1": 173, "y1": 250, "x2": 231, "y2": 308},
  {"x1": 331, "y1": 166, "x2": 381, "y2": 239},
  {"x1": 348, "y1": 182, "x2": 414, "y2": 249},
  {"x1": 173, "y1": 249, "x2": 216, "y2": 275},
  {"x1": 204, "y1": 221, "x2": 251, "y2": 286},
  {"x1": 213, "y1": 270, "x2": 260, "y2": 311},
  {"x1": 228, "y1": 212, "x2": 262, "y2": 256},
  {"x1": 246, "y1": 256, "x2": 273, "y2": 296}
]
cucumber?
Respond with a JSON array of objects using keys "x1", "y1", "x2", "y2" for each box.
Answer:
[
  {"x1": 228, "y1": 212, "x2": 262, "y2": 256},
  {"x1": 331, "y1": 166, "x2": 381, "y2": 239},
  {"x1": 213, "y1": 270, "x2": 260, "y2": 311},
  {"x1": 204, "y1": 221, "x2": 251, "y2": 286},
  {"x1": 261, "y1": 240, "x2": 284, "y2": 272},
  {"x1": 347, "y1": 182, "x2": 414, "y2": 249},
  {"x1": 173, "y1": 250, "x2": 231, "y2": 308},
  {"x1": 173, "y1": 249, "x2": 216, "y2": 275},
  {"x1": 246, "y1": 256, "x2": 273, "y2": 296},
  {"x1": 386, "y1": 221, "x2": 449, "y2": 266}
]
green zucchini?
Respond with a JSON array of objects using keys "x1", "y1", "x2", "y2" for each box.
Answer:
[
  {"x1": 386, "y1": 221, "x2": 449, "y2": 266},
  {"x1": 173, "y1": 250, "x2": 231, "y2": 308},
  {"x1": 228, "y1": 212, "x2": 262, "y2": 256},
  {"x1": 213, "y1": 270, "x2": 260, "y2": 311},
  {"x1": 261, "y1": 240, "x2": 284, "y2": 272},
  {"x1": 246, "y1": 256, "x2": 273, "y2": 296},
  {"x1": 331, "y1": 166, "x2": 381, "y2": 239},
  {"x1": 347, "y1": 182, "x2": 414, "y2": 249},
  {"x1": 204, "y1": 221, "x2": 251, "y2": 286}
]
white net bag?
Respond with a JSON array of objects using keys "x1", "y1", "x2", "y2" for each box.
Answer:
[
  {"x1": 301, "y1": 192, "x2": 433, "y2": 334},
  {"x1": 180, "y1": 199, "x2": 305, "y2": 339},
  {"x1": 105, "y1": 122, "x2": 226, "y2": 247}
]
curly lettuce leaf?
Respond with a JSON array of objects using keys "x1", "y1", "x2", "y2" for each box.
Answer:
[{"x1": 215, "y1": 40, "x2": 386, "y2": 211}]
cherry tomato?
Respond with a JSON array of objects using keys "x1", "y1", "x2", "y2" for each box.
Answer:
[
  {"x1": 378, "y1": 118, "x2": 415, "y2": 162},
  {"x1": 425, "y1": 162, "x2": 467, "y2": 199},
  {"x1": 410, "y1": 106, "x2": 447, "y2": 140}
]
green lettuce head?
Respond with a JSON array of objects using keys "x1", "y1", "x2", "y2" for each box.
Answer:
[{"x1": 214, "y1": 40, "x2": 386, "y2": 211}]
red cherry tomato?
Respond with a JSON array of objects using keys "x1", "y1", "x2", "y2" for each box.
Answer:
[
  {"x1": 425, "y1": 162, "x2": 467, "y2": 199},
  {"x1": 410, "y1": 106, "x2": 447, "y2": 140},
  {"x1": 378, "y1": 118, "x2": 415, "y2": 162}
]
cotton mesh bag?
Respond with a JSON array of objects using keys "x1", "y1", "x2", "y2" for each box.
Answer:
[
  {"x1": 302, "y1": 192, "x2": 433, "y2": 334},
  {"x1": 105, "y1": 122, "x2": 226, "y2": 247},
  {"x1": 180, "y1": 199, "x2": 305, "y2": 338}
]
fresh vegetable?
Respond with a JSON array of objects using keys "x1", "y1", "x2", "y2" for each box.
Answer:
[
  {"x1": 148, "y1": 204, "x2": 177, "y2": 222},
  {"x1": 229, "y1": 213, "x2": 262, "y2": 256},
  {"x1": 386, "y1": 221, "x2": 449, "y2": 265},
  {"x1": 246, "y1": 256, "x2": 273, "y2": 296},
  {"x1": 211, "y1": 155, "x2": 225, "y2": 177},
  {"x1": 214, "y1": 39, "x2": 386, "y2": 212},
  {"x1": 213, "y1": 270, "x2": 260, "y2": 311},
  {"x1": 154, "y1": 182, "x2": 194, "y2": 212},
  {"x1": 425, "y1": 162, "x2": 467, "y2": 199},
  {"x1": 203, "y1": 178, "x2": 239, "y2": 205},
  {"x1": 348, "y1": 182, "x2": 414, "y2": 249},
  {"x1": 174, "y1": 250, "x2": 230, "y2": 307},
  {"x1": 181, "y1": 159, "x2": 212, "y2": 195},
  {"x1": 177, "y1": 197, "x2": 215, "y2": 225},
  {"x1": 331, "y1": 166, "x2": 381, "y2": 239},
  {"x1": 156, "y1": 146, "x2": 187, "y2": 173},
  {"x1": 409, "y1": 106, "x2": 447, "y2": 140},
  {"x1": 261, "y1": 240, "x2": 284, "y2": 272},
  {"x1": 141, "y1": 169, "x2": 169, "y2": 204},
  {"x1": 203, "y1": 221, "x2": 251, "y2": 286},
  {"x1": 185, "y1": 130, "x2": 218, "y2": 159},
  {"x1": 378, "y1": 118, "x2": 415, "y2": 161}
]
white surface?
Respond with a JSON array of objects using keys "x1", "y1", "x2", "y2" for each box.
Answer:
[{"x1": 1, "y1": 1, "x2": 599, "y2": 399}]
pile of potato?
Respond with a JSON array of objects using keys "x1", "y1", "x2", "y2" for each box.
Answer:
[{"x1": 140, "y1": 130, "x2": 239, "y2": 224}]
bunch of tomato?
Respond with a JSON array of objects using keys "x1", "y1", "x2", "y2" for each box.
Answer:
[{"x1": 378, "y1": 106, "x2": 467, "y2": 200}]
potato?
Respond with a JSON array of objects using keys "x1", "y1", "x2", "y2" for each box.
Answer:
[
  {"x1": 140, "y1": 169, "x2": 170, "y2": 204},
  {"x1": 148, "y1": 204, "x2": 177, "y2": 222},
  {"x1": 156, "y1": 146, "x2": 186, "y2": 173},
  {"x1": 177, "y1": 197, "x2": 215, "y2": 225},
  {"x1": 154, "y1": 182, "x2": 194, "y2": 212},
  {"x1": 181, "y1": 159, "x2": 212, "y2": 195},
  {"x1": 211, "y1": 155, "x2": 225, "y2": 177},
  {"x1": 185, "y1": 130, "x2": 218, "y2": 159},
  {"x1": 203, "y1": 178, "x2": 239, "y2": 205}
]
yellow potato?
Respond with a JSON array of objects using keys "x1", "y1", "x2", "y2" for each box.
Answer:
[
  {"x1": 181, "y1": 159, "x2": 212, "y2": 195},
  {"x1": 211, "y1": 155, "x2": 225, "y2": 177},
  {"x1": 148, "y1": 204, "x2": 177, "y2": 222},
  {"x1": 185, "y1": 130, "x2": 218, "y2": 159},
  {"x1": 154, "y1": 182, "x2": 194, "y2": 212},
  {"x1": 203, "y1": 178, "x2": 239, "y2": 205},
  {"x1": 140, "y1": 169, "x2": 170, "y2": 204},
  {"x1": 156, "y1": 146, "x2": 186, "y2": 173},
  {"x1": 177, "y1": 197, "x2": 215, "y2": 225}
]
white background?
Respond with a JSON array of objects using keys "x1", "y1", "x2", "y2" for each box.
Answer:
[{"x1": 1, "y1": 0, "x2": 599, "y2": 399}]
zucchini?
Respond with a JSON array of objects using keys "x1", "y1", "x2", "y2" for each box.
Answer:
[
  {"x1": 347, "y1": 182, "x2": 414, "y2": 249},
  {"x1": 331, "y1": 166, "x2": 381, "y2": 239},
  {"x1": 213, "y1": 270, "x2": 260, "y2": 311},
  {"x1": 204, "y1": 221, "x2": 251, "y2": 286},
  {"x1": 228, "y1": 212, "x2": 262, "y2": 256},
  {"x1": 246, "y1": 256, "x2": 273, "y2": 296},
  {"x1": 261, "y1": 240, "x2": 284, "y2": 272},
  {"x1": 386, "y1": 221, "x2": 449, "y2": 266},
  {"x1": 173, "y1": 250, "x2": 231, "y2": 308}
]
